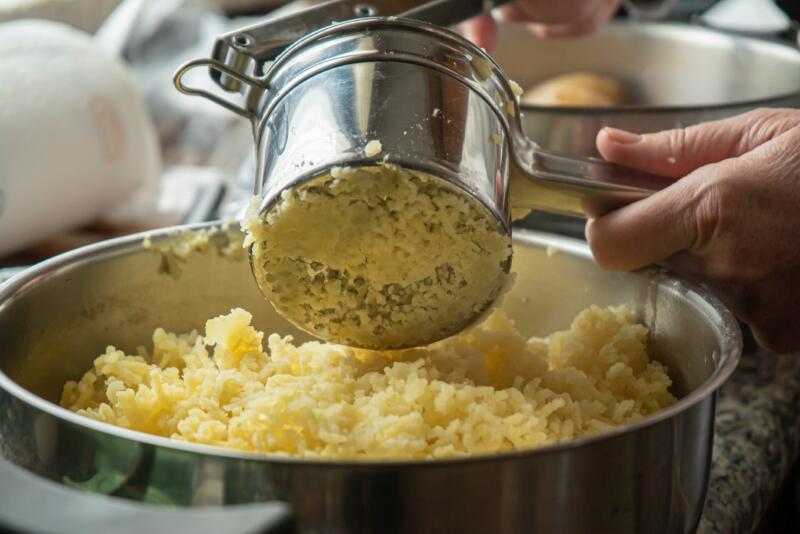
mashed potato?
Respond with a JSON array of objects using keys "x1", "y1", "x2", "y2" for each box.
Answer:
[
  {"x1": 61, "y1": 305, "x2": 675, "y2": 460},
  {"x1": 243, "y1": 163, "x2": 512, "y2": 350}
]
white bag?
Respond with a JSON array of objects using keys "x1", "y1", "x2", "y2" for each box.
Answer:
[{"x1": 0, "y1": 19, "x2": 160, "y2": 255}]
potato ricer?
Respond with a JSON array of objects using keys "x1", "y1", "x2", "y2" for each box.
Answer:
[{"x1": 174, "y1": 0, "x2": 672, "y2": 349}]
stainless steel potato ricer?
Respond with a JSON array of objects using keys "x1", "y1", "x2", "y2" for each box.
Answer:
[
  {"x1": 174, "y1": 0, "x2": 671, "y2": 222},
  {"x1": 173, "y1": 0, "x2": 672, "y2": 347}
]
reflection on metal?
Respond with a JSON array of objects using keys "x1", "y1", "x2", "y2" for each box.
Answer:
[
  {"x1": 492, "y1": 22, "x2": 800, "y2": 156},
  {"x1": 178, "y1": 17, "x2": 672, "y2": 228}
]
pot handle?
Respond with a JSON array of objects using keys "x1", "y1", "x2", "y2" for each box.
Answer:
[{"x1": 0, "y1": 455, "x2": 294, "y2": 534}]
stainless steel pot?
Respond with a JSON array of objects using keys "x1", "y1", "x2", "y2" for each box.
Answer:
[
  {"x1": 492, "y1": 22, "x2": 800, "y2": 156},
  {"x1": 0, "y1": 223, "x2": 741, "y2": 534}
]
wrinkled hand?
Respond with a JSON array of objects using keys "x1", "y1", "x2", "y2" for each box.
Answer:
[
  {"x1": 588, "y1": 108, "x2": 800, "y2": 353},
  {"x1": 461, "y1": 0, "x2": 621, "y2": 49}
]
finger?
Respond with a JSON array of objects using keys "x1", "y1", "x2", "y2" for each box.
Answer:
[
  {"x1": 459, "y1": 14, "x2": 498, "y2": 50},
  {"x1": 695, "y1": 265, "x2": 800, "y2": 354},
  {"x1": 585, "y1": 169, "x2": 706, "y2": 271},
  {"x1": 496, "y1": 4, "x2": 537, "y2": 22},
  {"x1": 498, "y1": 0, "x2": 617, "y2": 39},
  {"x1": 661, "y1": 256, "x2": 800, "y2": 353},
  {"x1": 534, "y1": 0, "x2": 620, "y2": 38},
  {"x1": 659, "y1": 252, "x2": 755, "y2": 335},
  {"x1": 658, "y1": 253, "x2": 752, "y2": 319},
  {"x1": 497, "y1": 0, "x2": 610, "y2": 25},
  {"x1": 596, "y1": 108, "x2": 800, "y2": 178},
  {"x1": 591, "y1": 125, "x2": 797, "y2": 271},
  {"x1": 746, "y1": 268, "x2": 800, "y2": 352},
  {"x1": 751, "y1": 321, "x2": 800, "y2": 354},
  {"x1": 658, "y1": 251, "x2": 711, "y2": 281}
]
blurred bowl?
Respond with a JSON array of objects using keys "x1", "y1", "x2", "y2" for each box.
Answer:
[
  {"x1": 492, "y1": 21, "x2": 800, "y2": 157},
  {"x1": 494, "y1": 21, "x2": 800, "y2": 236}
]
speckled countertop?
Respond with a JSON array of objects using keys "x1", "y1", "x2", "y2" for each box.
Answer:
[{"x1": 698, "y1": 345, "x2": 800, "y2": 533}]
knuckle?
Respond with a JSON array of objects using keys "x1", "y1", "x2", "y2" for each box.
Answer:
[
  {"x1": 743, "y1": 107, "x2": 792, "y2": 125},
  {"x1": 666, "y1": 128, "x2": 688, "y2": 160},
  {"x1": 746, "y1": 107, "x2": 782, "y2": 120},
  {"x1": 689, "y1": 176, "x2": 726, "y2": 250},
  {"x1": 687, "y1": 173, "x2": 764, "y2": 284},
  {"x1": 738, "y1": 108, "x2": 800, "y2": 149},
  {"x1": 787, "y1": 124, "x2": 800, "y2": 146}
]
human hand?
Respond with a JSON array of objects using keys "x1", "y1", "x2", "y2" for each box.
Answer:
[
  {"x1": 460, "y1": 0, "x2": 621, "y2": 50},
  {"x1": 587, "y1": 109, "x2": 800, "y2": 353}
]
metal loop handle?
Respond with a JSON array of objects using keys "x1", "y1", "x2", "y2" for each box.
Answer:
[{"x1": 173, "y1": 59, "x2": 262, "y2": 120}]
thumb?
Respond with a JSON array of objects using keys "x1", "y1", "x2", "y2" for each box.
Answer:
[{"x1": 596, "y1": 108, "x2": 799, "y2": 178}]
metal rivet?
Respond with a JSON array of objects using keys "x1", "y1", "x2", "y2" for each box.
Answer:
[
  {"x1": 233, "y1": 34, "x2": 252, "y2": 48},
  {"x1": 353, "y1": 4, "x2": 377, "y2": 16}
]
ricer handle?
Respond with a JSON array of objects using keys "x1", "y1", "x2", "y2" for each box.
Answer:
[
  {"x1": 210, "y1": 0, "x2": 511, "y2": 90},
  {"x1": 508, "y1": 136, "x2": 675, "y2": 218}
]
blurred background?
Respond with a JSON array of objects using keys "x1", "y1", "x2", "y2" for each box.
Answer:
[{"x1": 0, "y1": 0, "x2": 796, "y2": 275}]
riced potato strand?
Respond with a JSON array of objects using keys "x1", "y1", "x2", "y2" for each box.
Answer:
[
  {"x1": 242, "y1": 164, "x2": 512, "y2": 349},
  {"x1": 61, "y1": 305, "x2": 676, "y2": 460}
]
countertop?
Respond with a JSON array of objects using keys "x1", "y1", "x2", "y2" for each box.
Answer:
[{"x1": 698, "y1": 342, "x2": 800, "y2": 533}]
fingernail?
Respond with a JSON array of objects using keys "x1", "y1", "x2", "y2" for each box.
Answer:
[{"x1": 604, "y1": 128, "x2": 641, "y2": 144}]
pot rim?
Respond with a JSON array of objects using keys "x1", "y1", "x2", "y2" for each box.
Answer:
[
  {"x1": 508, "y1": 21, "x2": 800, "y2": 114},
  {"x1": 0, "y1": 223, "x2": 742, "y2": 468}
]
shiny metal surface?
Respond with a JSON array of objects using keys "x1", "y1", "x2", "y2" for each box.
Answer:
[
  {"x1": 176, "y1": 16, "x2": 674, "y2": 348},
  {"x1": 0, "y1": 453, "x2": 292, "y2": 534},
  {"x1": 0, "y1": 223, "x2": 741, "y2": 534},
  {"x1": 176, "y1": 0, "x2": 512, "y2": 115},
  {"x1": 210, "y1": 0, "x2": 512, "y2": 89},
  {"x1": 0, "y1": 267, "x2": 25, "y2": 286},
  {"x1": 251, "y1": 18, "x2": 511, "y2": 226},
  {"x1": 249, "y1": 19, "x2": 672, "y2": 220},
  {"x1": 175, "y1": 17, "x2": 673, "y2": 222},
  {"x1": 492, "y1": 22, "x2": 800, "y2": 156}
]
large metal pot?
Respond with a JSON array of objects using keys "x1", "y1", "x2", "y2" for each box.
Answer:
[
  {"x1": 493, "y1": 22, "x2": 800, "y2": 156},
  {"x1": 0, "y1": 224, "x2": 741, "y2": 534}
]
